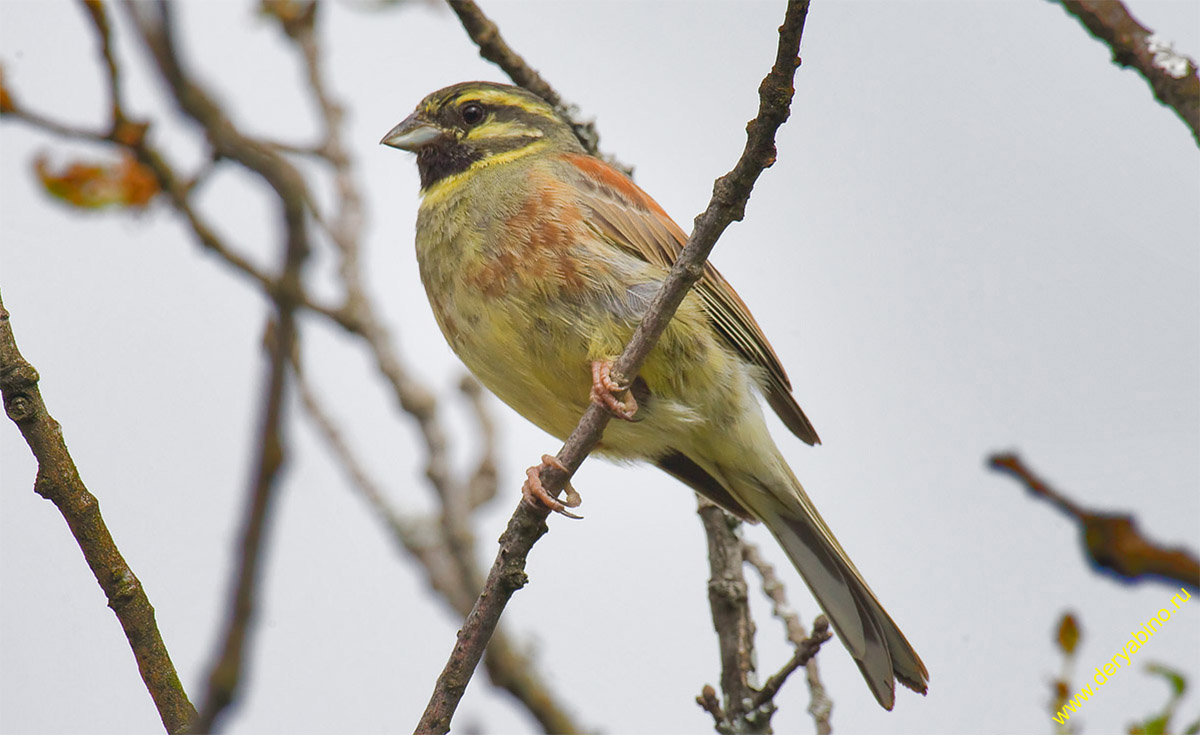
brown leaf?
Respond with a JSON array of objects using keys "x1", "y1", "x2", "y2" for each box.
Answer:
[{"x1": 35, "y1": 151, "x2": 159, "y2": 210}]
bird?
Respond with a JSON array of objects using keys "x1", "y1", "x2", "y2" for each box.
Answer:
[{"x1": 381, "y1": 81, "x2": 928, "y2": 710}]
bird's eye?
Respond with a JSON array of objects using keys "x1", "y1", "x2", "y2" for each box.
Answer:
[{"x1": 460, "y1": 102, "x2": 485, "y2": 126}]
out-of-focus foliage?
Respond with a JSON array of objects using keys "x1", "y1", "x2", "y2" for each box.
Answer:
[{"x1": 34, "y1": 151, "x2": 158, "y2": 210}]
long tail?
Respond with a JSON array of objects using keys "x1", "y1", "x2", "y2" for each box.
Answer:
[
  {"x1": 756, "y1": 476, "x2": 928, "y2": 710},
  {"x1": 656, "y1": 445, "x2": 928, "y2": 709}
]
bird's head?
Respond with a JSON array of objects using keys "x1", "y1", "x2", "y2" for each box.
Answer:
[{"x1": 381, "y1": 81, "x2": 582, "y2": 190}]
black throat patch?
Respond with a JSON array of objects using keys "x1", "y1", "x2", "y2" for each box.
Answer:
[{"x1": 416, "y1": 141, "x2": 482, "y2": 190}]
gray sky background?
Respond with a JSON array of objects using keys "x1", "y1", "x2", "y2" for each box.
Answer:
[{"x1": 2, "y1": 1, "x2": 1198, "y2": 734}]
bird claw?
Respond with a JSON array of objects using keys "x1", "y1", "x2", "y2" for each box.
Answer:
[
  {"x1": 590, "y1": 360, "x2": 638, "y2": 421},
  {"x1": 522, "y1": 454, "x2": 583, "y2": 519}
]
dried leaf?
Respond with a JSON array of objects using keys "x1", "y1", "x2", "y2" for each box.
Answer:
[{"x1": 35, "y1": 151, "x2": 159, "y2": 210}]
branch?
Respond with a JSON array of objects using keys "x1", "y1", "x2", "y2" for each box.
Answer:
[
  {"x1": 8, "y1": 2, "x2": 587, "y2": 731},
  {"x1": 695, "y1": 512, "x2": 832, "y2": 734},
  {"x1": 697, "y1": 502, "x2": 759, "y2": 732},
  {"x1": 415, "y1": 2, "x2": 811, "y2": 732},
  {"x1": 989, "y1": 453, "x2": 1200, "y2": 591},
  {"x1": 752, "y1": 616, "x2": 831, "y2": 710},
  {"x1": 121, "y1": 2, "x2": 314, "y2": 730},
  {"x1": 1057, "y1": 0, "x2": 1200, "y2": 146},
  {"x1": 0, "y1": 288, "x2": 196, "y2": 733},
  {"x1": 445, "y1": 0, "x2": 627, "y2": 172},
  {"x1": 292, "y1": 349, "x2": 585, "y2": 734}
]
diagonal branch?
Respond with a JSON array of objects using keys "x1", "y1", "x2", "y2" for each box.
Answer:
[
  {"x1": 989, "y1": 452, "x2": 1200, "y2": 591},
  {"x1": 445, "y1": 0, "x2": 627, "y2": 172},
  {"x1": 415, "y1": 2, "x2": 812, "y2": 732},
  {"x1": 751, "y1": 616, "x2": 832, "y2": 711},
  {"x1": 1057, "y1": 0, "x2": 1200, "y2": 146},
  {"x1": 0, "y1": 289, "x2": 197, "y2": 734},
  {"x1": 291, "y1": 348, "x2": 585, "y2": 734}
]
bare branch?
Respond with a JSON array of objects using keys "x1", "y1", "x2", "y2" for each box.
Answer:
[
  {"x1": 293, "y1": 352, "x2": 584, "y2": 734},
  {"x1": 1057, "y1": 0, "x2": 1200, "y2": 146},
  {"x1": 120, "y1": 2, "x2": 315, "y2": 730},
  {"x1": 989, "y1": 453, "x2": 1200, "y2": 591},
  {"x1": 8, "y1": 1, "x2": 585, "y2": 731},
  {"x1": 698, "y1": 502, "x2": 758, "y2": 731},
  {"x1": 751, "y1": 616, "x2": 831, "y2": 711},
  {"x1": 458, "y1": 376, "x2": 500, "y2": 509},
  {"x1": 415, "y1": 2, "x2": 812, "y2": 732},
  {"x1": 0, "y1": 289, "x2": 197, "y2": 733},
  {"x1": 77, "y1": 0, "x2": 126, "y2": 127},
  {"x1": 445, "y1": 0, "x2": 626, "y2": 172}
]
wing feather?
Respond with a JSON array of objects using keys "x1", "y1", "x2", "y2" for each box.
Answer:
[{"x1": 559, "y1": 152, "x2": 820, "y2": 445}]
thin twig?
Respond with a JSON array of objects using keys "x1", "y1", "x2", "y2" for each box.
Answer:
[
  {"x1": 444, "y1": 0, "x2": 627, "y2": 172},
  {"x1": 458, "y1": 376, "x2": 499, "y2": 509},
  {"x1": 0, "y1": 289, "x2": 197, "y2": 734},
  {"x1": 742, "y1": 540, "x2": 807, "y2": 647},
  {"x1": 7, "y1": 2, "x2": 586, "y2": 731},
  {"x1": 414, "y1": 2, "x2": 811, "y2": 732},
  {"x1": 1057, "y1": 0, "x2": 1200, "y2": 146},
  {"x1": 78, "y1": 0, "x2": 126, "y2": 126},
  {"x1": 751, "y1": 617, "x2": 832, "y2": 710},
  {"x1": 989, "y1": 453, "x2": 1200, "y2": 591}
]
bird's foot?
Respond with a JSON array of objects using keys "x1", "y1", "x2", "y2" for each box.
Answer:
[
  {"x1": 590, "y1": 360, "x2": 638, "y2": 421},
  {"x1": 522, "y1": 454, "x2": 583, "y2": 519}
]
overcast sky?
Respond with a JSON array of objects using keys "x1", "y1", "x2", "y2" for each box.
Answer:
[{"x1": 2, "y1": 1, "x2": 1198, "y2": 734}]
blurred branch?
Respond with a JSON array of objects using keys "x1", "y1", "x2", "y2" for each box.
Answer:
[
  {"x1": 79, "y1": 0, "x2": 126, "y2": 126},
  {"x1": 743, "y1": 540, "x2": 832, "y2": 735},
  {"x1": 1056, "y1": 0, "x2": 1200, "y2": 146},
  {"x1": 989, "y1": 453, "x2": 1200, "y2": 591},
  {"x1": 415, "y1": 2, "x2": 811, "y2": 732},
  {"x1": 444, "y1": 0, "x2": 628, "y2": 173},
  {"x1": 121, "y1": 2, "x2": 314, "y2": 731},
  {"x1": 0, "y1": 289, "x2": 197, "y2": 734},
  {"x1": 458, "y1": 376, "x2": 499, "y2": 509},
  {"x1": 291, "y1": 349, "x2": 585, "y2": 734}
]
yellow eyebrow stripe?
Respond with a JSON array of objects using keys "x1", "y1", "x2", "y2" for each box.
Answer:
[
  {"x1": 420, "y1": 140, "x2": 550, "y2": 206},
  {"x1": 451, "y1": 88, "x2": 555, "y2": 117}
]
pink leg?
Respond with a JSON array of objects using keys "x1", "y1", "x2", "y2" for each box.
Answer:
[
  {"x1": 522, "y1": 454, "x2": 583, "y2": 519},
  {"x1": 590, "y1": 360, "x2": 638, "y2": 421}
]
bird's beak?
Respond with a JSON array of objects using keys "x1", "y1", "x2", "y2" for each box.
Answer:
[{"x1": 380, "y1": 112, "x2": 444, "y2": 151}]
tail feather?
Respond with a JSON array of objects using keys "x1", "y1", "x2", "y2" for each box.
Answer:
[
  {"x1": 743, "y1": 454, "x2": 929, "y2": 709},
  {"x1": 766, "y1": 510, "x2": 928, "y2": 709},
  {"x1": 653, "y1": 441, "x2": 928, "y2": 708}
]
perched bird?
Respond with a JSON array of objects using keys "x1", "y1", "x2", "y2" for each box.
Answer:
[{"x1": 381, "y1": 81, "x2": 928, "y2": 710}]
